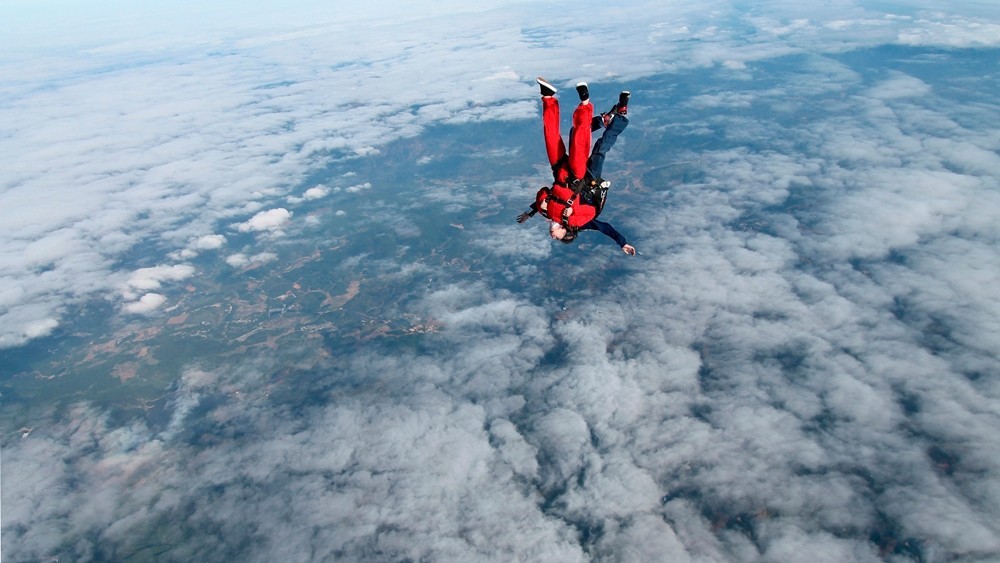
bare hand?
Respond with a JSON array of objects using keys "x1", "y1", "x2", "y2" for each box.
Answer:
[
  {"x1": 562, "y1": 207, "x2": 573, "y2": 218},
  {"x1": 516, "y1": 212, "x2": 531, "y2": 224},
  {"x1": 623, "y1": 244, "x2": 636, "y2": 256}
]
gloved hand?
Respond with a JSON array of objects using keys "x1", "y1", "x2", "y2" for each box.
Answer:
[{"x1": 516, "y1": 212, "x2": 531, "y2": 223}]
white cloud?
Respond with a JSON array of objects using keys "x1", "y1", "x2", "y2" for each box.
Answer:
[
  {"x1": 897, "y1": 13, "x2": 1000, "y2": 47},
  {"x1": 286, "y1": 185, "x2": 330, "y2": 204},
  {"x1": 125, "y1": 264, "x2": 196, "y2": 292},
  {"x1": 226, "y1": 252, "x2": 278, "y2": 268},
  {"x1": 471, "y1": 223, "x2": 552, "y2": 260},
  {"x1": 123, "y1": 292, "x2": 168, "y2": 314},
  {"x1": 121, "y1": 265, "x2": 192, "y2": 310},
  {"x1": 226, "y1": 254, "x2": 250, "y2": 267},
  {"x1": 170, "y1": 234, "x2": 228, "y2": 260},
  {"x1": 344, "y1": 182, "x2": 372, "y2": 194},
  {"x1": 685, "y1": 91, "x2": 755, "y2": 109},
  {"x1": 192, "y1": 234, "x2": 227, "y2": 250},
  {"x1": 866, "y1": 72, "x2": 932, "y2": 100},
  {"x1": 23, "y1": 317, "x2": 59, "y2": 339},
  {"x1": 303, "y1": 185, "x2": 330, "y2": 200},
  {"x1": 236, "y1": 208, "x2": 292, "y2": 233}
]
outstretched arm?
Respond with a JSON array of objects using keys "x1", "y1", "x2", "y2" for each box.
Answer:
[
  {"x1": 517, "y1": 199, "x2": 543, "y2": 223},
  {"x1": 519, "y1": 187, "x2": 553, "y2": 223},
  {"x1": 585, "y1": 219, "x2": 636, "y2": 255}
]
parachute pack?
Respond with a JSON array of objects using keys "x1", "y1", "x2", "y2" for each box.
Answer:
[{"x1": 575, "y1": 177, "x2": 610, "y2": 218}]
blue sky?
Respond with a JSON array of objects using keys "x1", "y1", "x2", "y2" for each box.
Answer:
[{"x1": 2, "y1": 1, "x2": 1000, "y2": 561}]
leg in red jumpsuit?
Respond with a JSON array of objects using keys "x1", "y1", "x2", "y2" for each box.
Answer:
[{"x1": 539, "y1": 79, "x2": 593, "y2": 186}]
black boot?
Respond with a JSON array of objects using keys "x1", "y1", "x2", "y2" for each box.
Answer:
[
  {"x1": 615, "y1": 91, "x2": 630, "y2": 114},
  {"x1": 536, "y1": 77, "x2": 557, "y2": 97},
  {"x1": 576, "y1": 82, "x2": 589, "y2": 102}
]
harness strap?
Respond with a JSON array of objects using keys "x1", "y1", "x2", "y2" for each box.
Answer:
[
  {"x1": 538, "y1": 191, "x2": 573, "y2": 226},
  {"x1": 546, "y1": 193, "x2": 574, "y2": 207}
]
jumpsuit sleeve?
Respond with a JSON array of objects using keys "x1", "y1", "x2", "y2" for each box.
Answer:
[
  {"x1": 532, "y1": 187, "x2": 551, "y2": 217},
  {"x1": 582, "y1": 219, "x2": 628, "y2": 248},
  {"x1": 566, "y1": 203, "x2": 596, "y2": 227}
]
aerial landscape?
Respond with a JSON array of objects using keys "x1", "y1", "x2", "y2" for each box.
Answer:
[{"x1": 2, "y1": 1, "x2": 999, "y2": 561}]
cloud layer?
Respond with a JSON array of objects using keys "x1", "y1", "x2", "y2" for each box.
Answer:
[
  {"x1": 3, "y1": 0, "x2": 999, "y2": 347},
  {"x1": 3, "y1": 1, "x2": 1000, "y2": 562}
]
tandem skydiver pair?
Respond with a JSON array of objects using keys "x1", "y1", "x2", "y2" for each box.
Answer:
[{"x1": 516, "y1": 77, "x2": 636, "y2": 256}]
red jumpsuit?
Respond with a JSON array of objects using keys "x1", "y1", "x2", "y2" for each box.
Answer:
[
  {"x1": 534, "y1": 187, "x2": 597, "y2": 227},
  {"x1": 536, "y1": 96, "x2": 595, "y2": 227}
]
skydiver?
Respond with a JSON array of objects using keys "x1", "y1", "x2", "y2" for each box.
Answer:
[{"x1": 516, "y1": 77, "x2": 636, "y2": 256}]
